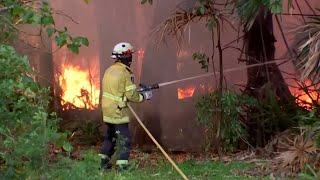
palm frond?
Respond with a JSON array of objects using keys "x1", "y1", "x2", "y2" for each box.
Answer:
[
  {"x1": 149, "y1": 1, "x2": 222, "y2": 49},
  {"x1": 272, "y1": 131, "x2": 319, "y2": 177},
  {"x1": 231, "y1": 0, "x2": 262, "y2": 30},
  {"x1": 294, "y1": 16, "x2": 320, "y2": 82}
]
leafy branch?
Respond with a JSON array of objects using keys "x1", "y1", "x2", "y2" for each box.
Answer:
[
  {"x1": 193, "y1": 52, "x2": 209, "y2": 72},
  {"x1": 141, "y1": 0, "x2": 153, "y2": 5},
  {"x1": 0, "y1": 0, "x2": 90, "y2": 54}
]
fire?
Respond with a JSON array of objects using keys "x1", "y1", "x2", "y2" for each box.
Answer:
[
  {"x1": 137, "y1": 49, "x2": 145, "y2": 56},
  {"x1": 58, "y1": 64, "x2": 100, "y2": 110},
  {"x1": 176, "y1": 50, "x2": 190, "y2": 59},
  {"x1": 178, "y1": 86, "x2": 196, "y2": 100},
  {"x1": 199, "y1": 83, "x2": 214, "y2": 93},
  {"x1": 136, "y1": 48, "x2": 145, "y2": 83},
  {"x1": 295, "y1": 91, "x2": 318, "y2": 109},
  {"x1": 290, "y1": 80, "x2": 320, "y2": 110}
]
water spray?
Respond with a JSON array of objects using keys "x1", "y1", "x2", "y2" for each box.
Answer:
[
  {"x1": 138, "y1": 59, "x2": 288, "y2": 91},
  {"x1": 130, "y1": 59, "x2": 288, "y2": 179}
]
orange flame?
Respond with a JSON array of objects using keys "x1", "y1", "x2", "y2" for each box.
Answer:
[
  {"x1": 137, "y1": 49, "x2": 145, "y2": 56},
  {"x1": 199, "y1": 83, "x2": 214, "y2": 93},
  {"x1": 136, "y1": 49, "x2": 145, "y2": 83},
  {"x1": 178, "y1": 86, "x2": 196, "y2": 100},
  {"x1": 58, "y1": 64, "x2": 100, "y2": 110},
  {"x1": 290, "y1": 80, "x2": 319, "y2": 110},
  {"x1": 295, "y1": 91, "x2": 318, "y2": 109},
  {"x1": 176, "y1": 50, "x2": 190, "y2": 59}
]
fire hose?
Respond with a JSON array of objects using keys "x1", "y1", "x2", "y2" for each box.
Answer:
[
  {"x1": 129, "y1": 59, "x2": 288, "y2": 179},
  {"x1": 127, "y1": 104, "x2": 189, "y2": 180}
]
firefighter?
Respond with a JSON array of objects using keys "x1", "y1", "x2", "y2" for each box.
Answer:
[{"x1": 99, "y1": 42, "x2": 152, "y2": 171}]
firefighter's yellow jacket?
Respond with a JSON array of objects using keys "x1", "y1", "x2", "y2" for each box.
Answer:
[{"x1": 101, "y1": 62, "x2": 144, "y2": 124}]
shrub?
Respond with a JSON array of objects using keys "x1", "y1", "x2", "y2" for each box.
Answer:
[
  {"x1": 195, "y1": 90, "x2": 258, "y2": 152},
  {"x1": 0, "y1": 45, "x2": 71, "y2": 178}
]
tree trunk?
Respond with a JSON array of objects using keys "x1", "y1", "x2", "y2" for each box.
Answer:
[{"x1": 244, "y1": 7, "x2": 295, "y2": 147}]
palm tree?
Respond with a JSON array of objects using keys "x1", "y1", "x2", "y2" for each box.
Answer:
[
  {"x1": 143, "y1": 0, "x2": 320, "y2": 147},
  {"x1": 241, "y1": 6, "x2": 296, "y2": 146}
]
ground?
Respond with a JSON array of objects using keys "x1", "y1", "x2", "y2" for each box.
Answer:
[
  {"x1": 100, "y1": 160, "x2": 259, "y2": 180},
  {"x1": 43, "y1": 148, "x2": 269, "y2": 180}
]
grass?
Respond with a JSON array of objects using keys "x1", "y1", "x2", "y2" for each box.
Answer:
[
  {"x1": 110, "y1": 160, "x2": 258, "y2": 180},
  {"x1": 37, "y1": 150, "x2": 266, "y2": 180}
]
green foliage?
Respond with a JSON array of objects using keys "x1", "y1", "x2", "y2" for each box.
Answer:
[
  {"x1": 255, "y1": 89, "x2": 286, "y2": 131},
  {"x1": 290, "y1": 81, "x2": 320, "y2": 148},
  {"x1": 264, "y1": 0, "x2": 283, "y2": 14},
  {"x1": 296, "y1": 111, "x2": 320, "y2": 148},
  {"x1": 307, "y1": 121, "x2": 320, "y2": 148},
  {"x1": 0, "y1": 45, "x2": 71, "y2": 179},
  {"x1": 141, "y1": 0, "x2": 153, "y2": 5},
  {"x1": 140, "y1": 0, "x2": 294, "y2": 31},
  {"x1": 193, "y1": 52, "x2": 209, "y2": 72},
  {"x1": 40, "y1": 151, "x2": 105, "y2": 180},
  {"x1": 295, "y1": 109, "x2": 320, "y2": 127},
  {"x1": 78, "y1": 121, "x2": 102, "y2": 145},
  {"x1": 146, "y1": 0, "x2": 292, "y2": 31},
  {"x1": 245, "y1": 88, "x2": 295, "y2": 146},
  {"x1": 206, "y1": 17, "x2": 217, "y2": 31},
  {"x1": 196, "y1": 0, "x2": 211, "y2": 15},
  {"x1": 234, "y1": 0, "x2": 293, "y2": 29},
  {"x1": 220, "y1": 91, "x2": 257, "y2": 151},
  {"x1": 28, "y1": 150, "x2": 257, "y2": 180},
  {"x1": 195, "y1": 90, "x2": 258, "y2": 152},
  {"x1": 0, "y1": 0, "x2": 89, "y2": 54},
  {"x1": 83, "y1": 0, "x2": 91, "y2": 4},
  {"x1": 299, "y1": 164, "x2": 320, "y2": 180}
]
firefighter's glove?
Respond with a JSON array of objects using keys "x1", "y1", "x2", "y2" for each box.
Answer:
[{"x1": 141, "y1": 90, "x2": 153, "y2": 100}]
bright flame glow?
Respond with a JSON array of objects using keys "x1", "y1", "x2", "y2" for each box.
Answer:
[
  {"x1": 199, "y1": 84, "x2": 214, "y2": 93},
  {"x1": 58, "y1": 64, "x2": 100, "y2": 110},
  {"x1": 178, "y1": 86, "x2": 196, "y2": 100},
  {"x1": 290, "y1": 80, "x2": 319, "y2": 110},
  {"x1": 136, "y1": 48, "x2": 145, "y2": 83},
  {"x1": 176, "y1": 50, "x2": 190, "y2": 59},
  {"x1": 137, "y1": 49, "x2": 145, "y2": 56}
]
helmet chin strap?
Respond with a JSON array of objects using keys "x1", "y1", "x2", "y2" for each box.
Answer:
[{"x1": 117, "y1": 55, "x2": 132, "y2": 67}]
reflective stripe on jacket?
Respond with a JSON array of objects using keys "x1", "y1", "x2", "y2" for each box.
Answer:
[{"x1": 101, "y1": 62, "x2": 143, "y2": 124}]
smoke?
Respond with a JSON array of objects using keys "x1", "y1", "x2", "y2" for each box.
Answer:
[{"x1": 47, "y1": 0, "x2": 320, "y2": 151}]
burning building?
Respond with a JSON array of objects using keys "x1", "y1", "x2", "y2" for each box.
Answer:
[{"x1": 20, "y1": 0, "x2": 320, "y2": 151}]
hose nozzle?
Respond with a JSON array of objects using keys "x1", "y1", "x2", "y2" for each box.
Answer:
[{"x1": 137, "y1": 83, "x2": 159, "y2": 92}]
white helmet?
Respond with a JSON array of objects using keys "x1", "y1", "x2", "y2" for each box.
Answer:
[{"x1": 111, "y1": 42, "x2": 135, "y2": 59}]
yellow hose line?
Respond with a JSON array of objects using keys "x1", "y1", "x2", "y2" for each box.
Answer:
[{"x1": 128, "y1": 104, "x2": 189, "y2": 180}]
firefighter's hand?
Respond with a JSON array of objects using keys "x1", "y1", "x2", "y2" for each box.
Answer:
[{"x1": 141, "y1": 90, "x2": 152, "y2": 100}]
